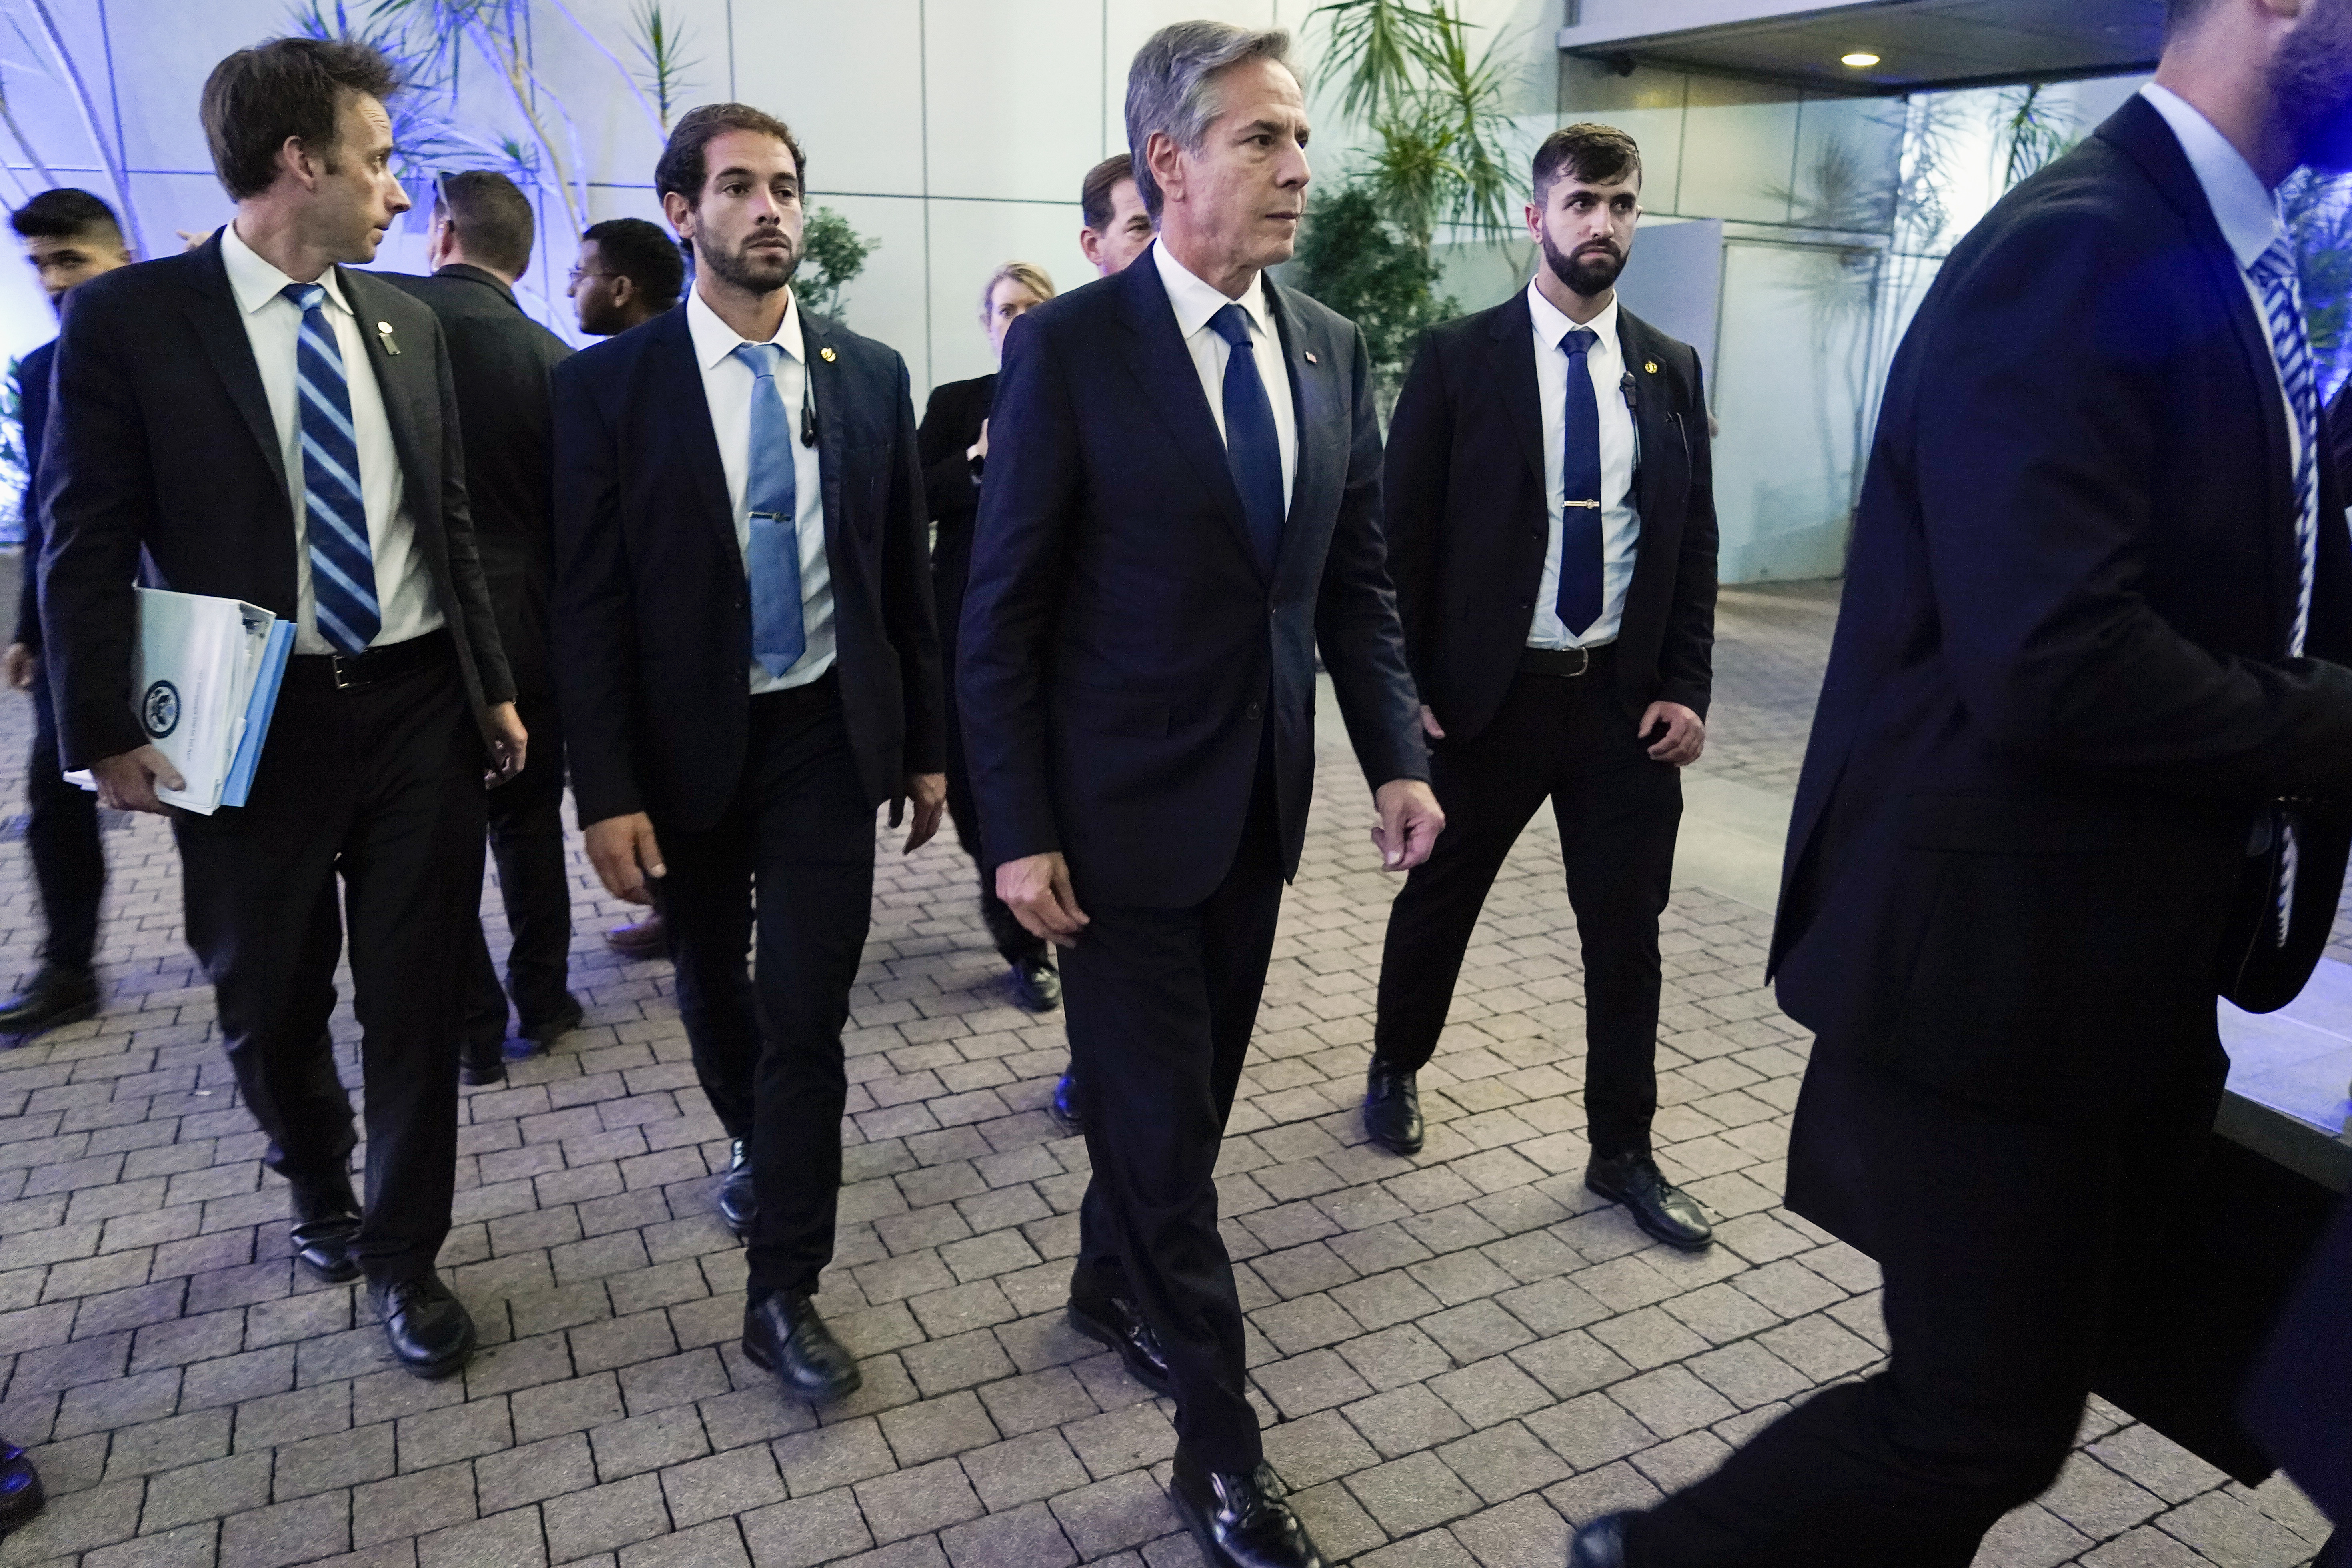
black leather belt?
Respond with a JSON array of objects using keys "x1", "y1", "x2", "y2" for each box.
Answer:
[
  {"x1": 1520, "y1": 642, "x2": 1614, "y2": 678},
  {"x1": 288, "y1": 627, "x2": 454, "y2": 691}
]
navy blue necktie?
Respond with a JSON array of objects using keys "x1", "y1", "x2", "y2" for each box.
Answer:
[
  {"x1": 1208, "y1": 303, "x2": 1285, "y2": 572},
  {"x1": 731, "y1": 342, "x2": 806, "y2": 676},
  {"x1": 1555, "y1": 325, "x2": 1605, "y2": 637},
  {"x1": 284, "y1": 282, "x2": 379, "y2": 652}
]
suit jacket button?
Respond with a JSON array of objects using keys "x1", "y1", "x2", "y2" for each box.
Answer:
[{"x1": 1247, "y1": 702, "x2": 1263, "y2": 721}]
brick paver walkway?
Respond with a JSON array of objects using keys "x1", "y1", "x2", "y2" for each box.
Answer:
[{"x1": 0, "y1": 587, "x2": 2329, "y2": 1568}]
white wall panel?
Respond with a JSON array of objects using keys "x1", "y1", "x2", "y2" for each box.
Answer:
[
  {"x1": 731, "y1": 0, "x2": 926, "y2": 198},
  {"x1": 107, "y1": 0, "x2": 284, "y2": 175},
  {"x1": 925, "y1": 0, "x2": 1104, "y2": 204},
  {"x1": 1556, "y1": 57, "x2": 1688, "y2": 218},
  {"x1": 811, "y1": 192, "x2": 931, "y2": 389},
  {"x1": 924, "y1": 195, "x2": 1093, "y2": 390}
]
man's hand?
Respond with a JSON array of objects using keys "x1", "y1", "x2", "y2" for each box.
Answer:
[
  {"x1": 585, "y1": 812, "x2": 665, "y2": 904},
  {"x1": 1418, "y1": 704, "x2": 1445, "y2": 741},
  {"x1": 967, "y1": 419, "x2": 990, "y2": 465},
  {"x1": 1640, "y1": 701, "x2": 1705, "y2": 767},
  {"x1": 996, "y1": 851, "x2": 1089, "y2": 947},
  {"x1": 902, "y1": 772, "x2": 947, "y2": 853},
  {"x1": 1370, "y1": 779, "x2": 1445, "y2": 871},
  {"x1": 3, "y1": 643, "x2": 34, "y2": 694},
  {"x1": 484, "y1": 702, "x2": 528, "y2": 785},
  {"x1": 90, "y1": 744, "x2": 184, "y2": 814}
]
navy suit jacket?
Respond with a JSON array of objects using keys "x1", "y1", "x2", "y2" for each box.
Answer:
[
  {"x1": 550, "y1": 301, "x2": 943, "y2": 835},
  {"x1": 1771, "y1": 95, "x2": 2352, "y2": 1127},
  {"x1": 13, "y1": 338, "x2": 52, "y2": 650},
  {"x1": 957, "y1": 242, "x2": 1427, "y2": 910}
]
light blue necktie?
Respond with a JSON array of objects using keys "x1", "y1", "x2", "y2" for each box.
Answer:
[
  {"x1": 732, "y1": 342, "x2": 806, "y2": 677},
  {"x1": 2251, "y1": 236, "x2": 2319, "y2": 945},
  {"x1": 284, "y1": 283, "x2": 378, "y2": 653}
]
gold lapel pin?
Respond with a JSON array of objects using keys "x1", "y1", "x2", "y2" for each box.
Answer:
[
  {"x1": 819, "y1": 346, "x2": 837, "y2": 362},
  {"x1": 376, "y1": 320, "x2": 401, "y2": 355},
  {"x1": 1643, "y1": 360, "x2": 1658, "y2": 374}
]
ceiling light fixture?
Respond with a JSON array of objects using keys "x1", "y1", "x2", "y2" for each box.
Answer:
[{"x1": 1841, "y1": 51, "x2": 1881, "y2": 67}]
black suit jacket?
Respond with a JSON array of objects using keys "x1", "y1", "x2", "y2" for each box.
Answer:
[
  {"x1": 550, "y1": 302, "x2": 943, "y2": 834},
  {"x1": 38, "y1": 233, "x2": 515, "y2": 771},
  {"x1": 13, "y1": 338, "x2": 52, "y2": 650},
  {"x1": 958, "y1": 242, "x2": 1428, "y2": 909},
  {"x1": 917, "y1": 372, "x2": 993, "y2": 650},
  {"x1": 382, "y1": 264, "x2": 572, "y2": 697},
  {"x1": 1384, "y1": 291, "x2": 1717, "y2": 740},
  {"x1": 1770, "y1": 95, "x2": 2352, "y2": 1125}
]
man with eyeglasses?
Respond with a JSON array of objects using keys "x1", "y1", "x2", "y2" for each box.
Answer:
[{"x1": 569, "y1": 216, "x2": 683, "y2": 341}]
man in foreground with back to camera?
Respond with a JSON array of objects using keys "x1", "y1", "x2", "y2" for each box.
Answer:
[
  {"x1": 1573, "y1": 0, "x2": 2352, "y2": 1563},
  {"x1": 0, "y1": 190, "x2": 132, "y2": 1045},
  {"x1": 960, "y1": 22, "x2": 1442, "y2": 1568},
  {"x1": 386, "y1": 170, "x2": 582, "y2": 1086},
  {"x1": 40, "y1": 37, "x2": 524, "y2": 1380},
  {"x1": 1371, "y1": 122, "x2": 1721, "y2": 1256},
  {"x1": 553, "y1": 103, "x2": 944, "y2": 1406}
]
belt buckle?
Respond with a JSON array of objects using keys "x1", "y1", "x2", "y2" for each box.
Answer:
[
  {"x1": 329, "y1": 652, "x2": 358, "y2": 690},
  {"x1": 1565, "y1": 646, "x2": 1589, "y2": 677}
]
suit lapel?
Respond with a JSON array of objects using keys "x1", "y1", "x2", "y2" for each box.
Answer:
[
  {"x1": 1266, "y1": 281, "x2": 1337, "y2": 583},
  {"x1": 180, "y1": 237, "x2": 291, "y2": 504},
  {"x1": 341, "y1": 269, "x2": 437, "y2": 527},
  {"x1": 1113, "y1": 245, "x2": 1261, "y2": 574},
  {"x1": 1617, "y1": 311, "x2": 1669, "y2": 527},
  {"x1": 802, "y1": 310, "x2": 847, "y2": 567},
  {"x1": 1491, "y1": 290, "x2": 1547, "y2": 491},
  {"x1": 650, "y1": 307, "x2": 740, "y2": 558}
]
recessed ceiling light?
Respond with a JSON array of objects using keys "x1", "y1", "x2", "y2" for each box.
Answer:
[{"x1": 1841, "y1": 51, "x2": 1881, "y2": 67}]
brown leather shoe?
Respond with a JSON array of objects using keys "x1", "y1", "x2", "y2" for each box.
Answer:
[{"x1": 604, "y1": 914, "x2": 667, "y2": 958}]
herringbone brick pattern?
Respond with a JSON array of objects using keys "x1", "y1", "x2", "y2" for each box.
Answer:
[{"x1": 0, "y1": 590, "x2": 2326, "y2": 1567}]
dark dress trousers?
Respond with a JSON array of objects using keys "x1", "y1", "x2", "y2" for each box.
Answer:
[
  {"x1": 959, "y1": 244, "x2": 1427, "y2": 1471},
  {"x1": 551, "y1": 302, "x2": 942, "y2": 1300},
  {"x1": 384, "y1": 264, "x2": 577, "y2": 1045},
  {"x1": 916, "y1": 372, "x2": 1046, "y2": 971},
  {"x1": 40, "y1": 234, "x2": 517, "y2": 1286},
  {"x1": 1375, "y1": 294, "x2": 1717, "y2": 1159},
  {"x1": 1627, "y1": 96, "x2": 2352, "y2": 1568},
  {"x1": 13, "y1": 339, "x2": 104, "y2": 977}
]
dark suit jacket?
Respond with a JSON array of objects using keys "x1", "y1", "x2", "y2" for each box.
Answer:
[
  {"x1": 38, "y1": 233, "x2": 515, "y2": 771},
  {"x1": 1770, "y1": 95, "x2": 2352, "y2": 1126},
  {"x1": 917, "y1": 372, "x2": 993, "y2": 654},
  {"x1": 1384, "y1": 291, "x2": 1717, "y2": 741},
  {"x1": 550, "y1": 302, "x2": 943, "y2": 834},
  {"x1": 13, "y1": 338, "x2": 52, "y2": 650},
  {"x1": 382, "y1": 264, "x2": 572, "y2": 697},
  {"x1": 958, "y1": 242, "x2": 1428, "y2": 909}
]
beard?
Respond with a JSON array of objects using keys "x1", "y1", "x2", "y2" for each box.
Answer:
[
  {"x1": 2277, "y1": 0, "x2": 2352, "y2": 172},
  {"x1": 700, "y1": 227, "x2": 799, "y2": 294},
  {"x1": 1540, "y1": 228, "x2": 1626, "y2": 298}
]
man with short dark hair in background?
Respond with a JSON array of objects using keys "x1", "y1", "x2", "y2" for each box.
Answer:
[
  {"x1": 570, "y1": 216, "x2": 682, "y2": 340},
  {"x1": 553, "y1": 102, "x2": 944, "y2": 1404},
  {"x1": 1369, "y1": 123, "x2": 1720, "y2": 1256},
  {"x1": 0, "y1": 189, "x2": 130, "y2": 1043},
  {"x1": 385, "y1": 170, "x2": 581, "y2": 1086},
  {"x1": 41, "y1": 36, "x2": 524, "y2": 1380},
  {"x1": 1078, "y1": 152, "x2": 1153, "y2": 278}
]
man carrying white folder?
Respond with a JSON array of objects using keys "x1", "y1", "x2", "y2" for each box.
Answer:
[{"x1": 38, "y1": 38, "x2": 524, "y2": 1380}]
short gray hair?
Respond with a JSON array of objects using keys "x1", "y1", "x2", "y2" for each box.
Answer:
[{"x1": 1123, "y1": 21, "x2": 1294, "y2": 218}]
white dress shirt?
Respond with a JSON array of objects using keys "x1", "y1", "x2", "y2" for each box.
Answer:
[
  {"x1": 685, "y1": 286, "x2": 835, "y2": 693},
  {"x1": 1526, "y1": 281, "x2": 1640, "y2": 650},
  {"x1": 1153, "y1": 242, "x2": 1298, "y2": 513},
  {"x1": 219, "y1": 220, "x2": 442, "y2": 655},
  {"x1": 2140, "y1": 84, "x2": 2303, "y2": 483}
]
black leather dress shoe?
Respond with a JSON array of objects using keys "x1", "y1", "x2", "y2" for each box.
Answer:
[
  {"x1": 0, "y1": 1439, "x2": 43, "y2": 1533},
  {"x1": 1050, "y1": 1069, "x2": 1083, "y2": 1133},
  {"x1": 459, "y1": 1039, "x2": 506, "y2": 1087},
  {"x1": 743, "y1": 1291, "x2": 861, "y2": 1401},
  {"x1": 0, "y1": 968, "x2": 97, "y2": 1042},
  {"x1": 1363, "y1": 1061, "x2": 1423, "y2": 1155},
  {"x1": 605, "y1": 914, "x2": 667, "y2": 958},
  {"x1": 1068, "y1": 1292, "x2": 1173, "y2": 1398},
  {"x1": 717, "y1": 1140, "x2": 754, "y2": 1240},
  {"x1": 1569, "y1": 1512, "x2": 1631, "y2": 1567},
  {"x1": 289, "y1": 1169, "x2": 362, "y2": 1284},
  {"x1": 1170, "y1": 1453, "x2": 1325, "y2": 1568},
  {"x1": 1586, "y1": 1153, "x2": 1714, "y2": 1251},
  {"x1": 1009, "y1": 956, "x2": 1062, "y2": 1013},
  {"x1": 522, "y1": 993, "x2": 585, "y2": 1048},
  {"x1": 370, "y1": 1274, "x2": 474, "y2": 1379}
]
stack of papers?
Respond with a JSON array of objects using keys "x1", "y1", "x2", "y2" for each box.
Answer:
[{"x1": 67, "y1": 588, "x2": 294, "y2": 815}]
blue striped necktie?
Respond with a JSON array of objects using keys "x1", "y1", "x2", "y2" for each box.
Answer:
[
  {"x1": 284, "y1": 282, "x2": 379, "y2": 653},
  {"x1": 731, "y1": 342, "x2": 805, "y2": 676},
  {"x1": 2250, "y1": 237, "x2": 2319, "y2": 945}
]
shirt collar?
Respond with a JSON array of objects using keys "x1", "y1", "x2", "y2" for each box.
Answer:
[
  {"x1": 220, "y1": 218, "x2": 353, "y2": 319},
  {"x1": 2139, "y1": 83, "x2": 2284, "y2": 270},
  {"x1": 1527, "y1": 279, "x2": 1618, "y2": 354},
  {"x1": 687, "y1": 284, "x2": 806, "y2": 373},
  {"x1": 1154, "y1": 240, "x2": 1273, "y2": 343}
]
